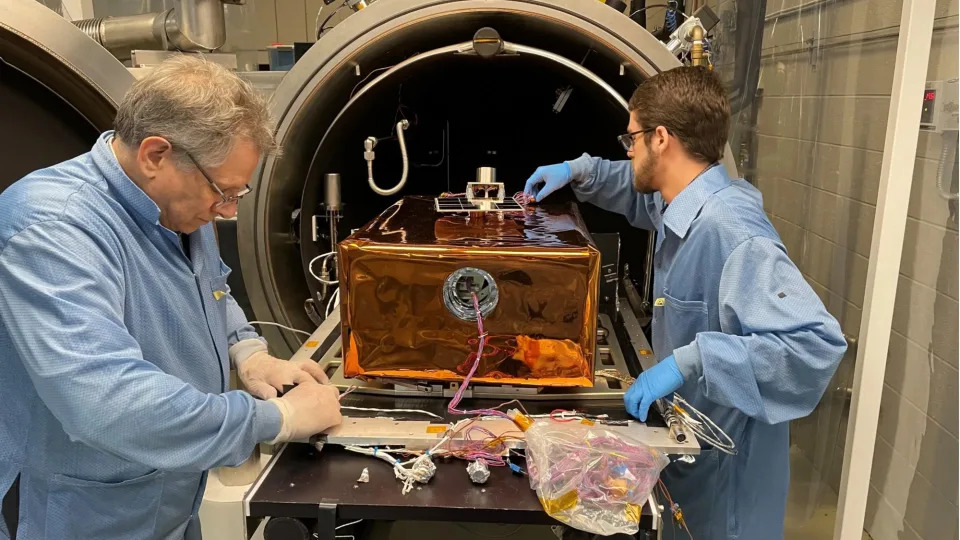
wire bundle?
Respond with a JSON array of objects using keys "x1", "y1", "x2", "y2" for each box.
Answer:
[
  {"x1": 669, "y1": 394, "x2": 735, "y2": 454},
  {"x1": 343, "y1": 445, "x2": 437, "y2": 495},
  {"x1": 453, "y1": 424, "x2": 525, "y2": 466},
  {"x1": 512, "y1": 191, "x2": 535, "y2": 206},
  {"x1": 544, "y1": 434, "x2": 666, "y2": 502},
  {"x1": 445, "y1": 293, "x2": 511, "y2": 419},
  {"x1": 524, "y1": 421, "x2": 669, "y2": 536},
  {"x1": 656, "y1": 479, "x2": 693, "y2": 539}
]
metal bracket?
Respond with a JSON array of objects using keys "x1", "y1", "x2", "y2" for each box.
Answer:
[
  {"x1": 314, "y1": 502, "x2": 338, "y2": 540},
  {"x1": 130, "y1": 50, "x2": 238, "y2": 69}
]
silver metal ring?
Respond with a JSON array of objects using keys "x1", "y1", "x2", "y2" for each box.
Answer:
[{"x1": 443, "y1": 267, "x2": 498, "y2": 321}]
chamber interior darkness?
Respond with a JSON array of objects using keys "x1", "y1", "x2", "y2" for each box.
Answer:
[
  {"x1": 301, "y1": 51, "x2": 652, "y2": 307},
  {"x1": 0, "y1": 57, "x2": 99, "y2": 194}
]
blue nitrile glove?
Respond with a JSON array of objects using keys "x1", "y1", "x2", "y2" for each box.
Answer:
[
  {"x1": 523, "y1": 162, "x2": 573, "y2": 202},
  {"x1": 624, "y1": 355, "x2": 684, "y2": 422}
]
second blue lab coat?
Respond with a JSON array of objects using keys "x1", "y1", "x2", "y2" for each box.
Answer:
[{"x1": 568, "y1": 155, "x2": 846, "y2": 539}]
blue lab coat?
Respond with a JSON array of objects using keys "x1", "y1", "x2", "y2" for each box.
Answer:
[
  {"x1": 568, "y1": 155, "x2": 846, "y2": 539},
  {"x1": 0, "y1": 132, "x2": 282, "y2": 539}
]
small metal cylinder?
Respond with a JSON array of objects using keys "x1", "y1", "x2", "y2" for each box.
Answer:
[
  {"x1": 324, "y1": 173, "x2": 342, "y2": 211},
  {"x1": 657, "y1": 398, "x2": 687, "y2": 443},
  {"x1": 476, "y1": 166, "x2": 496, "y2": 184},
  {"x1": 690, "y1": 25, "x2": 705, "y2": 67}
]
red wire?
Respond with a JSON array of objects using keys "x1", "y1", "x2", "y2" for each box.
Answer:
[{"x1": 549, "y1": 409, "x2": 576, "y2": 422}]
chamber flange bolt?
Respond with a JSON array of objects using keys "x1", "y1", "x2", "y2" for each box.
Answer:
[{"x1": 473, "y1": 27, "x2": 504, "y2": 58}]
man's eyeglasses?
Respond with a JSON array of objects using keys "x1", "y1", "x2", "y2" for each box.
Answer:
[
  {"x1": 184, "y1": 151, "x2": 251, "y2": 208},
  {"x1": 617, "y1": 128, "x2": 658, "y2": 152}
]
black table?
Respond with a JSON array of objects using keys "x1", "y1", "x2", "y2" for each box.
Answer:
[{"x1": 246, "y1": 395, "x2": 663, "y2": 540}]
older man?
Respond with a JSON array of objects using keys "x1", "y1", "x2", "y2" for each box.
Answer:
[{"x1": 0, "y1": 56, "x2": 340, "y2": 539}]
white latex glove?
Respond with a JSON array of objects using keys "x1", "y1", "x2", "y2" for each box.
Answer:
[
  {"x1": 238, "y1": 351, "x2": 330, "y2": 400},
  {"x1": 268, "y1": 382, "x2": 343, "y2": 442}
]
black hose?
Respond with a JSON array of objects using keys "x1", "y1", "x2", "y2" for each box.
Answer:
[
  {"x1": 629, "y1": 0, "x2": 647, "y2": 26},
  {"x1": 629, "y1": 2, "x2": 687, "y2": 19},
  {"x1": 727, "y1": 0, "x2": 766, "y2": 114},
  {"x1": 316, "y1": 1, "x2": 347, "y2": 40}
]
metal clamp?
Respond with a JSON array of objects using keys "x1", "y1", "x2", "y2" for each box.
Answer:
[{"x1": 315, "y1": 502, "x2": 338, "y2": 540}]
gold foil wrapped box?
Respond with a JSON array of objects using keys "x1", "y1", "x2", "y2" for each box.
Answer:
[{"x1": 338, "y1": 196, "x2": 600, "y2": 387}]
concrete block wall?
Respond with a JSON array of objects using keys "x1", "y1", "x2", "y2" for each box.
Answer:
[{"x1": 705, "y1": 0, "x2": 958, "y2": 538}]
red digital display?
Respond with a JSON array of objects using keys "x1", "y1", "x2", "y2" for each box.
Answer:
[{"x1": 925, "y1": 91, "x2": 937, "y2": 101}]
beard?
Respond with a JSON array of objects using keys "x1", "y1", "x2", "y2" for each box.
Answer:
[{"x1": 631, "y1": 150, "x2": 658, "y2": 194}]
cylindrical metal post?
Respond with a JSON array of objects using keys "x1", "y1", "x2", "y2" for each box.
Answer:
[
  {"x1": 324, "y1": 173, "x2": 342, "y2": 212},
  {"x1": 476, "y1": 166, "x2": 496, "y2": 183}
]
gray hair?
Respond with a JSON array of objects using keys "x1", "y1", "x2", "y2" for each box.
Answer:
[{"x1": 114, "y1": 55, "x2": 276, "y2": 170}]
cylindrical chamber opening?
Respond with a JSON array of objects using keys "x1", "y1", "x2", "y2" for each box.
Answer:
[
  {"x1": 299, "y1": 49, "x2": 646, "y2": 306},
  {"x1": 242, "y1": 0, "x2": 729, "y2": 354},
  {"x1": 0, "y1": 59, "x2": 100, "y2": 193},
  {"x1": 0, "y1": 1, "x2": 130, "y2": 194}
]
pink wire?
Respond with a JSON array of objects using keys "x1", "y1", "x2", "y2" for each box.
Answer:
[
  {"x1": 447, "y1": 293, "x2": 508, "y2": 418},
  {"x1": 513, "y1": 192, "x2": 535, "y2": 206},
  {"x1": 338, "y1": 385, "x2": 357, "y2": 401}
]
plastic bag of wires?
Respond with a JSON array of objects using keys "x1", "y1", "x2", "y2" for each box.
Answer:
[{"x1": 524, "y1": 420, "x2": 669, "y2": 536}]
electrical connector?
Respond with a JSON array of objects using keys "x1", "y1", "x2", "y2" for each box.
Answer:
[
  {"x1": 508, "y1": 462, "x2": 525, "y2": 475},
  {"x1": 670, "y1": 502, "x2": 687, "y2": 527},
  {"x1": 507, "y1": 409, "x2": 534, "y2": 431}
]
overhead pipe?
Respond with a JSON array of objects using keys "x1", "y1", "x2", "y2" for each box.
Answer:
[
  {"x1": 72, "y1": 0, "x2": 226, "y2": 59},
  {"x1": 165, "y1": 0, "x2": 227, "y2": 51},
  {"x1": 72, "y1": 12, "x2": 170, "y2": 57}
]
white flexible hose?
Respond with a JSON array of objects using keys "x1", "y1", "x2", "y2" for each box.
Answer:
[
  {"x1": 367, "y1": 120, "x2": 410, "y2": 196},
  {"x1": 326, "y1": 287, "x2": 340, "y2": 317},
  {"x1": 308, "y1": 251, "x2": 339, "y2": 285},
  {"x1": 936, "y1": 129, "x2": 959, "y2": 200}
]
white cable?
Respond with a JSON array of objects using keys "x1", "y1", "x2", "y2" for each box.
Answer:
[
  {"x1": 344, "y1": 445, "x2": 437, "y2": 494},
  {"x1": 321, "y1": 255, "x2": 337, "y2": 287},
  {"x1": 395, "y1": 418, "x2": 470, "y2": 467},
  {"x1": 335, "y1": 519, "x2": 363, "y2": 530},
  {"x1": 308, "y1": 251, "x2": 339, "y2": 285},
  {"x1": 366, "y1": 120, "x2": 410, "y2": 196},
  {"x1": 340, "y1": 406, "x2": 444, "y2": 420},
  {"x1": 345, "y1": 445, "x2": 401, "y2": 467},
  {"x1": 936, "y1": 129, "x2": 959, "y2": 200},
  {"x1": 326, "y1": 287, "x2": 340, "y2": 317},
  {"x1": 247, "y1": 321, "x2": 312, "y2": 338},
  {"x1": 670, "y1": 394, "x2": 737, "y2": 454}
]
